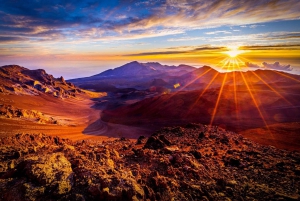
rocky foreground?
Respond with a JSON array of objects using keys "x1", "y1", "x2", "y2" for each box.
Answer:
[{"x1": 0, "y1": 124, "x2": 299, "y2": 201}]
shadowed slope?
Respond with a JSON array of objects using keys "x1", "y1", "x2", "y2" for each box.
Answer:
[{"x1": 102, "y1": 69, "x2": 300, "y2": 151}]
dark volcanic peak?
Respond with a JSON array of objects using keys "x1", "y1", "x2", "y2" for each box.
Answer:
[
  {"x1": 91, "y1": 61, "x2": 196, "y2": 78},
  {"x1": 94, "y1": 61, "x2": 157, "y2": 77},
  {"x1": 0, "y1": 125, "x2": 299, "y2": 200},
  {"x1": 67, "y1": 61, "x2": 196, "y2": 91},
  {"x1": 0, "y1": 65, "x2": 82, "y2": 98}
]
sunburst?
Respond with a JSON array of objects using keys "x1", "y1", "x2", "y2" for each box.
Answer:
[
  {"x1": 224, "y1": 46, "x2": 245, "y2": 58},
  {"x1": 217, "y1": 46, "x2": 246, "y2": 71}
]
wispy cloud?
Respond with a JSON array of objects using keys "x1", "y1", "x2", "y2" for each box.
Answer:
[
  {"x1": 249, "y1": 24, "x2": 265, "y2": 28},
  {"x1": 0, "y1": 36, "x2": 28, "y2": 42},
  {"x1": 205, "y1": 31, "x2": 231, "y2": 35},
  {"x1": 0, "y1": 0, "x2": 300, "y2": 43},
  {"x1": 241, "y1": 44, "x2": 300, "y2": 50},
  {"x1": 167, "y1": 37, "x2": 205, "y2": 42},
  {"x1": 204, "y1": 32, "x2": 300, "y2": 44},
  {"x1": 125, "y1": 46, "x2": 225, "y2": 56},
  {"x1": 93, "y1": 29, "x2": 185, "y2": 41}
]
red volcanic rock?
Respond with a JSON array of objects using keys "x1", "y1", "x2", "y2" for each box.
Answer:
[
  {"x1": 0, "y1": 65, "x2": 82, "y2": 98},
  {"x1": 0, "y1": 104, "x2": 58, "y2": 124},
  {"x1": 0, "y1": 125, "x2": 299, "y2": 200},
  {"x1": 143, "y1": 134, "x2": 171, "y2": 149}
]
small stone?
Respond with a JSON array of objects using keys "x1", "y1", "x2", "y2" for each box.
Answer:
[
  {"x1": 227, "y1": 180, "x2": 237, "y2": 186},
  {"x1": 143, "y1": 135, "x2": 171, "y2": 149},
  {"x1": 102, "y1": 187, "x2": 109, "y2": 193},
  {"x1": 8, "y1": 160, "x2": 16, "y2": 169}
]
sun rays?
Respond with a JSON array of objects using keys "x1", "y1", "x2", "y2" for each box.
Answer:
[
  {"x1": 160, "y1": 44, "x2": 298, "y2": 142},
  {"x1": 212, "y1": 53, "x2": 271, "y2": 125},
  {"x1": 180, "y1": 46, "x2": 299, "y2": 145}
]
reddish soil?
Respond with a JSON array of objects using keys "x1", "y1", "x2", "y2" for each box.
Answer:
[{"x1": 0, "y1": 93, "x2": 152, "y2": 141}]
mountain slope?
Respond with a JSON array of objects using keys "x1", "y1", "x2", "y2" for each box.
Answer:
[
  {"x1": 103, "y1": 80, "x2": 300, "y2": 128},
  {"x1": 0, "y1": 65, "x2": 81, "y2": 98},
  {"x1": 68, "y1": 61, "x2": 196, "y2": 91},
  {"x1": 179, "y1": 66, "x2": 300, "y2": 90},
  {"x1": 95, "y1": 61, "x2": 158, "y2": 77},
  {"x1": 102, "y1": 68, "x2": 300, "y2": 150}
]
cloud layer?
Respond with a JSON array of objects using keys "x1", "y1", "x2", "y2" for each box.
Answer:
[
  {"x1": 126, "y1": 46, "x2": 225, "y2": 56},
  {"x1": 1, "y1": 0, "x2": 300, "y2": 42},
  {"x1": 245, "y1": 61, "x2": 293, "y2": 71},
  {"x1": 262, "y1": 62, "x2": 293, "y2": 71}
]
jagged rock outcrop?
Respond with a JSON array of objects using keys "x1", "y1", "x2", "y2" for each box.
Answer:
[
  {"x1": 0, "y1": 65, "x2": 83, "y2": 98},
  {"x1": 20, "y1": 153, "x2": 73, "y2": 195},
  {"x1": 0, "y1": 125, "x2": 299, "y2": 200},
  {"x1": 0, "y1": 104, "x2": 58, "y2": 124}
]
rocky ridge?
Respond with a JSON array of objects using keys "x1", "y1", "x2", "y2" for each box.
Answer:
[
  {"x1": 0, "y1": 65, "x2": 82, "y2": 98},
  {"x1": 0, "y1": 124, "x2": 299, "y2": 200},
  {"x1": 0, "y1": 104, "x2": 59, "y2": 124}
]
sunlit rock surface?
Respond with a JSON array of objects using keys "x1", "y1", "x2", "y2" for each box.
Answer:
[{"x1": 0, "y1": 125, "x2": 299, "y2": 200}]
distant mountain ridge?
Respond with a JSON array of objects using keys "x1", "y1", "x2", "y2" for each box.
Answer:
[
  {"x1": 68, "y1": 61, "x2": 197, "y2": 91},
  {"x1": 92, "y1": 61, "x2": 196, "y2": 78},
  {"x1": 69, "y1": 61, "x2": 300, "y2": 92}
]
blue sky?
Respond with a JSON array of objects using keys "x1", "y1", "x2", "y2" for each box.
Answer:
[{"x1": 0, "y1": 0, "x2": 300, "y2": 78}]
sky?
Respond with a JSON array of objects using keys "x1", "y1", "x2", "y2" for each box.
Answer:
[{"x1": 0, "y1": 0, "x2": 300, "y2": 79}]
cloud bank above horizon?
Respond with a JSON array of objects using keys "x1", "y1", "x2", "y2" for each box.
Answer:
[
  {"x1": 1, "y1": 0, "x2": 300, "y2": 43},
  {"x1": 245, "y1": 61, "x2": 293, "y2": 71}
]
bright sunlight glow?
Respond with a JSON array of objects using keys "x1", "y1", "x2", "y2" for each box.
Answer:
[
  {"x1": 217, "y1": 45, "x2": 246, "y2": 71},
  {"x1": 225, "y1": 46, "x2": 245, "y2": 58}
]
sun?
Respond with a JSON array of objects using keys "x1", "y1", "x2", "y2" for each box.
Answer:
[
  {"x1": 224, "y1": 46, "x2": 244, "y2": 58},
  {"x1": 217, "y1": 45, "x2": 247, "y2": 71}
]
